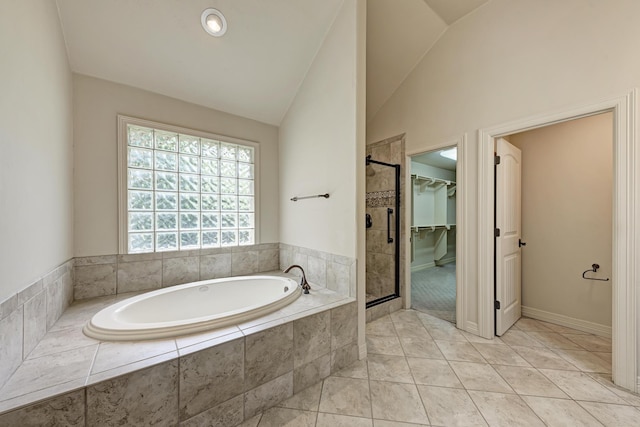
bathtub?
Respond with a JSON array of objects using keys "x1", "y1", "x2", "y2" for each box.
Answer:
[{"x1": 83, "y1": 275, "x2": 301, "y2": 341}]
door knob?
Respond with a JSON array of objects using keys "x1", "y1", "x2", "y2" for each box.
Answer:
[{"x1": 519, "y1": 239, "x2": 527, "y2": 247}]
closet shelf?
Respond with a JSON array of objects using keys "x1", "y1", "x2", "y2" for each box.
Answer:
[
  {"x1": 412, "y1": 174, "x2": 455, "y2": 187},
  {"x1": 447, "y1": 185, "x2": 457, "y2": 197},
  {"x1": 411, "y1": 224, "x2": 456, "y2": 233}
]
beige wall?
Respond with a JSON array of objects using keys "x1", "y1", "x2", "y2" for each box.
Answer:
[
  {"x1": 73, "y1": 75, "x2": 280, "y2": 256},
  {"x1": 510, "y1": 113, "x2": 613, "y2": 327},
  {"x1": 279, "y1": 0, "x2": 359, "y2": 258},
  {"x1": 366, "y1": 0, "x2": 640, "y2": 331},
  {"x1": 0, "y1": 1, "x2": 74, "y2": 302}
]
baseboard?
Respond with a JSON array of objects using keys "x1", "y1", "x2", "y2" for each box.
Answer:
[
  {"x1": 411, "y1": 262, "x2": 435, "y2": 273},
  {"x1": 522, "y1": 306, "x2": 611, "y2": 338},
  {"x1": 435, "y1": 256, "x2": 456, "y2": 266},
  {"x1": 464, "y1": 321, "x2": 479, "y2": 336},
  {"x1": 359, "y1": 343, "x2": 367, "y2": 360}
]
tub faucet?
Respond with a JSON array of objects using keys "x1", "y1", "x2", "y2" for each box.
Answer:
[{"x1": 283, "y1": 265, "x2": 310, "y2": 294}]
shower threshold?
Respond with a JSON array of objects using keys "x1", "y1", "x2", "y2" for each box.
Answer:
[{"x1": 366, "y1": 294, "x2": 400, "y2": 309}]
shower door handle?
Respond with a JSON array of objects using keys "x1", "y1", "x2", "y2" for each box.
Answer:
[{"x1": 387, "y1": 208, "x2": 394, "y2": 243}]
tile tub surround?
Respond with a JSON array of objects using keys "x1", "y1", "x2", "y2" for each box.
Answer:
[
  {"x1": 279, "y1": 243, "x2": 356, "y2": 297},
  {"x1": 74, "y1": 243, "x2": 356, "y2": 301},
  {"x1": 0, "y1": 283, "x2": 358, "y2": 426},
  {"x1": 0, "y1": 259, "x2": 74, "y2": 389},
  {"x1": 73, "y1": 243, "x2": 282, "y2": 300}
]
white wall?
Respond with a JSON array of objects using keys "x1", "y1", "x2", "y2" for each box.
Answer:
[
  {"x1": 279, "y1": 0, "x2": 359, "y2": 258},
  {"x1": 0, "y1": 1, "x2": 74, "y2": 302},
  {"x1": 511, "y1": 113, "x2": 613, "y2": 327},
  {"x1": 411, "y1": 162, "x2": 456, "y2": 270},
  {"x1": 367, "y1": 0, "x2": 640, "y2": 331},
  {"x1": 73, "y1": 75, "x2": 280, "y2": 256},
  {"x1": 411, "y1": 162, "x2": 454, "y2": 225},
  {"x1": 411, "y1": 162, "x2": 455, "y2": 181}
]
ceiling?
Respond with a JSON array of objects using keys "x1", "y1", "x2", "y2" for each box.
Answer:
[
  {"x1": 55, "y1": 0, "x2": 343, "y2": 126},
  {"x1": 366, "y1": 0, "x2": 488, "y2": 122},
  {"x1": 55, "y1": 0, "x2": 487, "y2": 127},
  {"x1": 412, "y1": 148, "x2": 456, "y2": 171}
]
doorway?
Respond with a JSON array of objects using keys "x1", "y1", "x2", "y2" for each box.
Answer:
[
  {"x1": 495, "y1": 113, "x2": 613, "y2": 336},
  {"x1": 477, "y1": 91, "x2": 638, "y2": 391},
  {"x1": 409, "y1": 146, "x2": 457, "y2": 323},
  {"x1": 365, "y1": 135, "x2": 404, "y2": 308}
]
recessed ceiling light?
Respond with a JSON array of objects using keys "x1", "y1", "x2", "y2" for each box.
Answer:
[
  {"x1": 440, "y1": 147, "x2": 457, "y2": 161},
  {"x1": 201, "y1": 8, "x2": 227, "y2": 37}
]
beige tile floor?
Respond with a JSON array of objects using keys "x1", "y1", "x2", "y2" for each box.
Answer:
[{"x1": 243, "y1": 310, "x2": 640, "y2": 426}]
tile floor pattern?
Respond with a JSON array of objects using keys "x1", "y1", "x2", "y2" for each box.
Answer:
[
  {"x1": 242, "y1": 310, "x2": 640, "y2": 426},
  {"x1": 411, "y1": 264, "x2": 456, "y2": 323}
]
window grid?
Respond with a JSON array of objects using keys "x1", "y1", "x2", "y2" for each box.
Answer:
[{"x1": 126, "y1": 124, "x2": 255, "y2": 253}]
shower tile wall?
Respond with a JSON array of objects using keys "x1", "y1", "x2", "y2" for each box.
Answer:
[{"x1": 366, "y1": 134, "x2": 405, "y2": 303}]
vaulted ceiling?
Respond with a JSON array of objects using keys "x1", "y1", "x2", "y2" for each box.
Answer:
[
  {"x1": 55, "y1": 0, "x2": 487, "y2": 126},
  {"x1": 56, "y1": 0, "x2": 344, "y2": 125},
  {"x1": 366, "y1": 0, "x2": 488, "y2": 122}
]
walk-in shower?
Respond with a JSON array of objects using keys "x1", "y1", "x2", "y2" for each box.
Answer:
[{"x1": 365, "y1": 154, "x2": 400, "y2": 307}]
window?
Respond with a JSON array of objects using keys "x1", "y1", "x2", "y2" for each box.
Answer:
[{"x1": 118, "y1": 116, "x2": 257, "y2": 253}]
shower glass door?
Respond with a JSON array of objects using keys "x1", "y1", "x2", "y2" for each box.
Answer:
[{"x1": 365, "y1": 155, "x2": 400, "y2": 307}]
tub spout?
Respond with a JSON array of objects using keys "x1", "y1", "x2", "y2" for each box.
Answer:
[{"x1": 283, "y1": 265, "x2": 310, "y2": 294}]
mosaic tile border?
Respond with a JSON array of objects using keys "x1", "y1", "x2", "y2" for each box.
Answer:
[{"x1": 366, "y1": 190, "x2": 396, "y2": 208}]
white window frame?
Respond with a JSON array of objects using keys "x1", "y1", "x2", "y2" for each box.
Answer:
[{"x1": 117, "y1": 115, "x2": 260, "y2": 254}]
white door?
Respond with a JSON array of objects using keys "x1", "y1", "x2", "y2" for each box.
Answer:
[{"x1": 495, "y1": 138, "x2": 522, "y2": 336}]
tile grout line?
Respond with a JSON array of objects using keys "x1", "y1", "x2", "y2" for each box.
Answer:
[
  {"x1": 365, "y1": 347, "x2": 375, "y2": 424},
  {"x1": 489, "y1": 356, "x2": 563, "y2": 424},
  {"x1": 502, "y1": 328, "x2": 590, "y2": 373},
  {"x1": 410, "y1": 311, "x2": 621, "y2": 424},
  {"x1": 84, "y1": 343, "x2": 101, "y2": 385},
  {"x1": 439, "y1": 338, "x2": 491, "y2": 426},
  {"x1": 253, "y1": 310, "x2": 627, "y2": 426},
  {"x1": 396, "y1": 311, "x2": 455, "y2": 425},
  {"x1": 573, "y1": 400, "x2": 608, "y2": 426},
  {"x1": 402, "y1": 337, "x2": 431, "y2": 425},
  {"x1": 176, "y1": 355, "x2": 181, "y2": 424},
  {"x1": 454, "y1": 362, "x2": 491, "y2": 424}
]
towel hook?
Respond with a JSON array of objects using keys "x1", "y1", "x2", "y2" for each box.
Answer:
[{"x1": 582, "y1": 263, "x2": 610, "y2": 282}]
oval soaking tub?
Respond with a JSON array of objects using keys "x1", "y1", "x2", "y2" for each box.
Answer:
[{"x1": 83, "y1": 275, "x2": 301, "y2": 341}]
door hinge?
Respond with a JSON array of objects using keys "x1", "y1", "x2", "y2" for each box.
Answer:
[
  {"x1": 495, "y1": 301, "x2": 501, "y2": 310},
  {"x1": 494, "y1": 155, "x2": 501, "y2": 165},
  {"x1": 495, "y1": 228, "x2": 501, "y2": 237}
]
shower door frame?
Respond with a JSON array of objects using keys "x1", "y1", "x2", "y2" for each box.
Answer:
[{"x1": 366, "y1": 156, "x2": 401, "y2": 308}]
